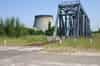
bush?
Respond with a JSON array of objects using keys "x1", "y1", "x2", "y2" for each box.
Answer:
[{"x1": 0, "y1": 17, "x2": 33, "y2": 37}]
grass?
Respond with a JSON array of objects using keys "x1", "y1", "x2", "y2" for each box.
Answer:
[
  {"x1": 44, "y1": 33, "x2": 100, "y2": 52},
  {"x1": 0, "y1": 33, "x2": 100, "y2": 52},
  {"x1": 0, "y1": 35, "x2": 47, "y2": 46}
]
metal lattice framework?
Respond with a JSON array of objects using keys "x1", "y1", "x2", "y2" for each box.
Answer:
[{"x1": 54, "y1": 0, "x2": 91, "y2": 38}]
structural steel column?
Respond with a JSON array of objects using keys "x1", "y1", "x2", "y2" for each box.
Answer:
[
  {"x1": 85, "y1": 16, "x2": 88, "y2": 37},
  {"x1": 77, "y1": 5, "x2": 80, "y2": 37},
  {"x1": 65, "y1": 15, "x2": 68, "y2": 37},
  {"x1": 82, "y1": 14, "x2": 85, "y2": 36}
]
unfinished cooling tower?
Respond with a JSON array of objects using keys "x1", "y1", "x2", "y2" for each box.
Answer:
[{"x1": 34, "y1": 15, "x2": 53, "y2": 31}]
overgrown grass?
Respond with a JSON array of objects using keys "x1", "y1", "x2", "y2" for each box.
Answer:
[
  {"x1": 44, "y1": 33, "x2": 100, "y2": 52},
  {"x1": 0, "y1": 35, "x2": 47, "y2": 46}
]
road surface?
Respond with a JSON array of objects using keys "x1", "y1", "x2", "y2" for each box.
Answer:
[{"x1": 0, "y1": 47, "x2": 100, "y2": 66}]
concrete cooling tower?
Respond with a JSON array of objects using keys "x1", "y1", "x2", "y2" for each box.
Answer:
[{"x1": 34, "y1": 15, "x2": 54, "y2": 31}]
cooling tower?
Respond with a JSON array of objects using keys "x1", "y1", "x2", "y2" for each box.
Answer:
[{"x1": 34, "y1": 15, "x2": 53, "y2": 31}]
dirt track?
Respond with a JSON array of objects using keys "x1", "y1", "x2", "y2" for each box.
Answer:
[{"x1": 26, "y1": 40, "x2": 59, "y2": 46}]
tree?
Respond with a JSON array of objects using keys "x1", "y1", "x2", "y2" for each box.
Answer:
[
  {"x1": 0, "y1": 17, "x2": 43, "y2": 37},
  {"x1": 27, "y1": 28, "x2": 35, "y2": 35},
  {"x1": 5, "y1": 18, "x2": 10, "y2": 36},
  {"x1": 4, "y1": 17, "x2": 16, "y2": 37},
  {"x1": 0, "y1": 18, "x2": 5, "y2": 36},
  {"x1": 10, "y1": 17, "x2": 16, "y2": 36},
  {"x1": 15, "y1": 18, "x2": 29, "y2": 37},
  {"x1": 98, "y1": 28, "x2": 100, "y2": 32},
  {"x1": 48, "y1": 21, "x2": 51, "y2": 31},
  {"x1": 45, "y1": 21, "x2": 55, "y2": 36},
  {"x1": 15, "y1": 18, "x2": 21, "y2": 37}
]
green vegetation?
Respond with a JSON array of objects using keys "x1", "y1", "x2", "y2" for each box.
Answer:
[
  {"x1": 0, "y1": 17, "x2": 45, "y2": 37},
  {"x1": 0, "y1": 17, "x2": 48, "y2": 46},
  {"x1": 45, "y1": 21, "x2": 55, "y2": 36},
  {"x1": 0, "y1": 17, "x2": 100, "y2": 50},
  {"x1": 0, "y1": 17, "x2": 28, "y2": 37},
  {"x1": 93, "y1": 28, "x2": 100, "y2": 34},
  {"x1": 0, "y1": 35, "x2": 47, "y2": 46},
  {"x1": 44, "y1": 33, "x2": 100, "y2": 52}
]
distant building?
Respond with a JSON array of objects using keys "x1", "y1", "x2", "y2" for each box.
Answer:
[{"x1": 34, "y1": 15, "x2": 54, "y2": 31}]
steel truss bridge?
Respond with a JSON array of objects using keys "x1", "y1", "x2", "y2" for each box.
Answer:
[{"x1": 54, "y1": 0, "x2": 91, "y2": 38}]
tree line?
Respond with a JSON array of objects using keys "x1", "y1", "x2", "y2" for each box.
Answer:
[
  {"x1": 0, "y1": 17, "x2": 55, "y2": 37},
  {"x1": 0, "y1": 17, "x2": 30, "y2": 37}
]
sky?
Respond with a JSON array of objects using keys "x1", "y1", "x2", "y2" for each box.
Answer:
[{"x1": 0, "y1": 0, "x2": 100, "y2": 31}]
